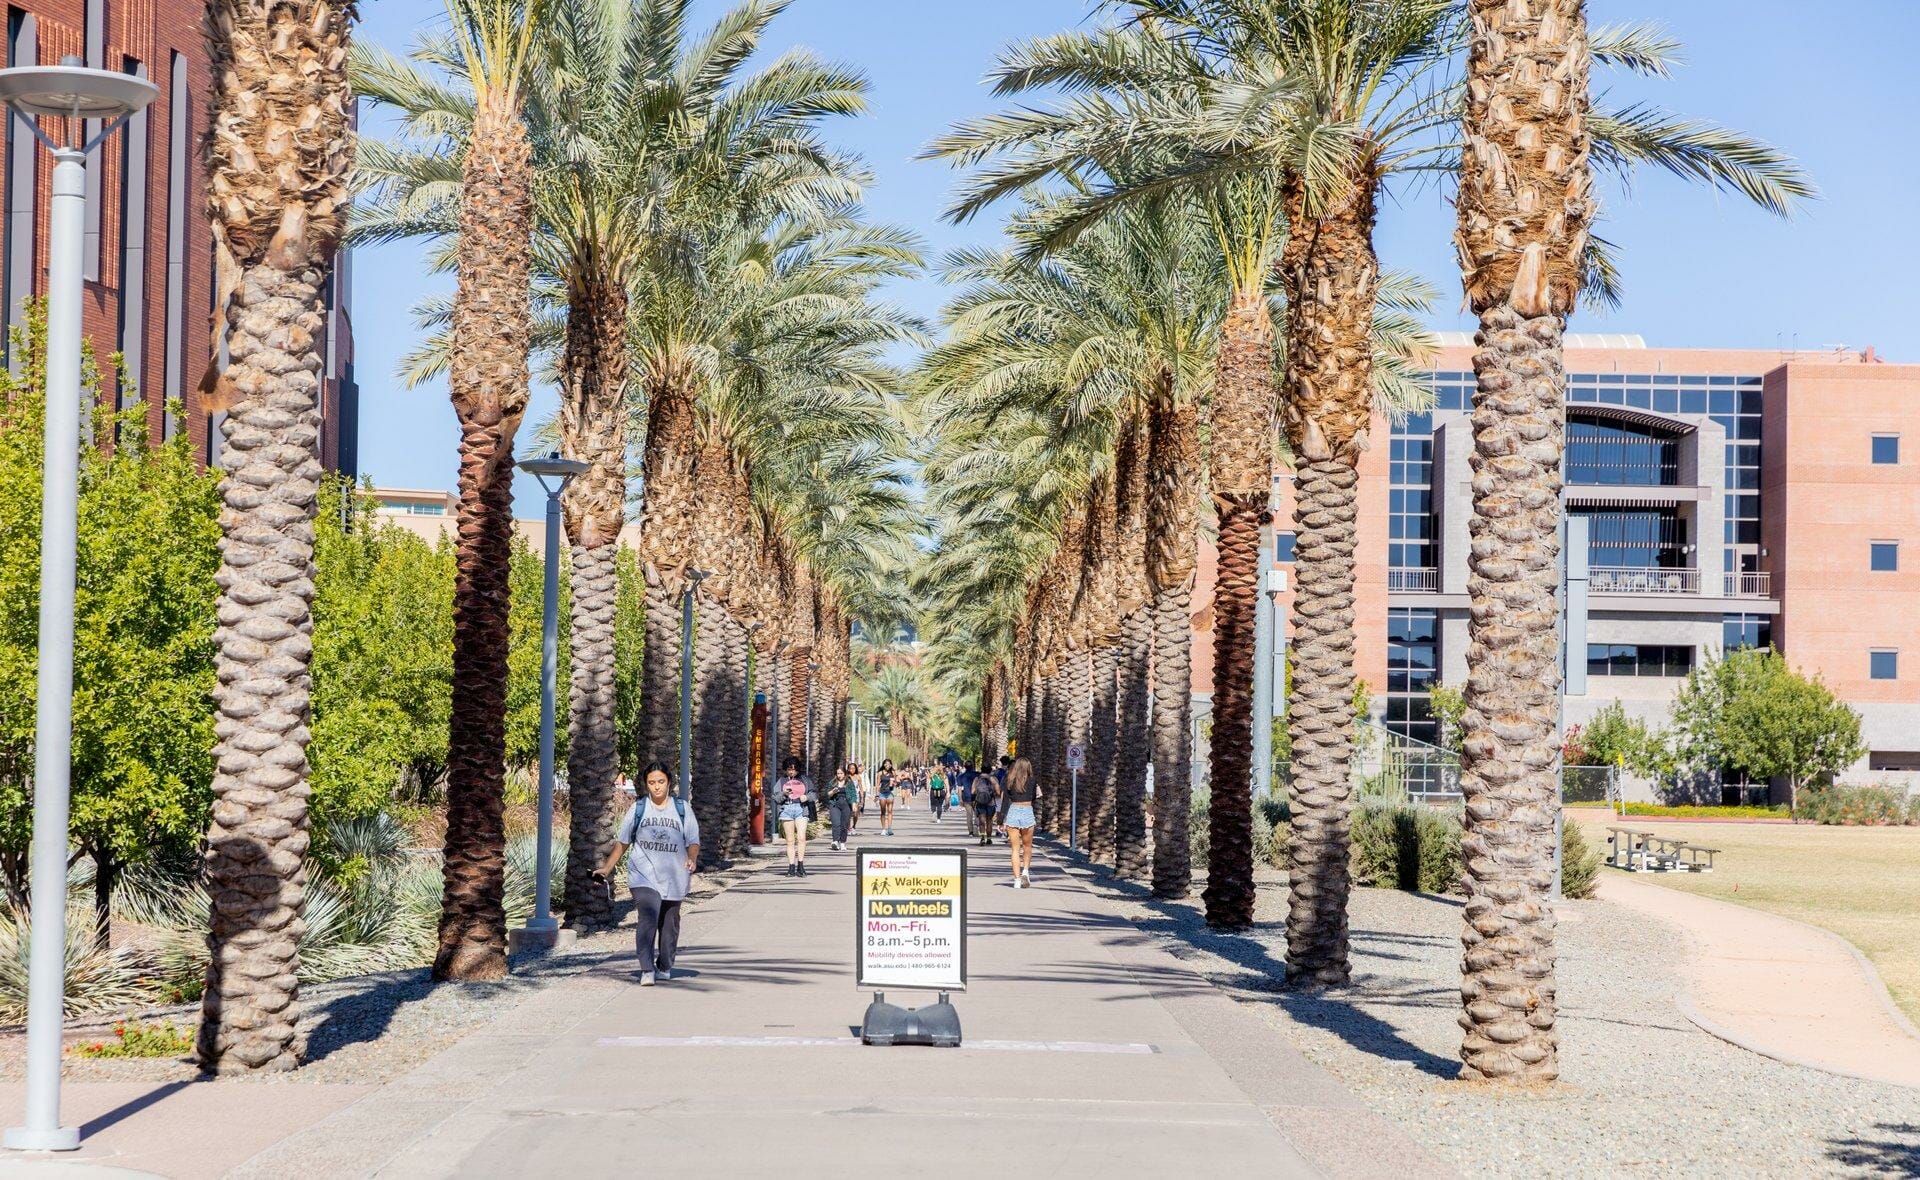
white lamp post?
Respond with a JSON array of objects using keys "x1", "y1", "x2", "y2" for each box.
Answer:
[
  {"x1": 510, "y1": 454, "x2": 587, "y2": 954},
  {"x1": 2, "y1": 61, "x2": 155, "y2": 1156},
  {"x1": 0, "y1": 58, "x2": 156, "y2": 1156}
]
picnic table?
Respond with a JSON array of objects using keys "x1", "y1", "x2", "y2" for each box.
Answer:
[{"x1": 1604, "y1": 827, "x2": 1719, "y2": 873}]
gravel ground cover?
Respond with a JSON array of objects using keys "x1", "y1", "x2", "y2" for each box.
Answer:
[
  {"x1": 1079, "y1": 859, "x2": 1920, "y2": 1178},
  {"x1": 0, "y1": 858, "x2": 766, "y2": 1086}
]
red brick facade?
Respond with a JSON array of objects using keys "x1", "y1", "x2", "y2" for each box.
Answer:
[{"x1": 2, "y1": 0, "x2": 354, "y2": 473}]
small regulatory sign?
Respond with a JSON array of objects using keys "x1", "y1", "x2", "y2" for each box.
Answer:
[
  {"x1": 1066, "y1": 743, "x2": 1086, "y2": 771},
  {"x1": 856, "y1": 847, "x2": 967, "y2": 991}
]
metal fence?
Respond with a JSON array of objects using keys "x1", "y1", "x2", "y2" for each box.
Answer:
[{"x1": 1271, "y1": 725, "x2": 1618, "y2": 812}]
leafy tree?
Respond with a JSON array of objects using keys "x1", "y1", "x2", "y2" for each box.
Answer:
[
  {"x1": 1671, "y1": 648, "x2": 1864, "y2": 813},
  {"x1": 0, "y1": 306, "x2": 219, "y2": 944},
  {"x1": 1566, "y1": 702, "x2": 1672, "y2": 780},
  {"x1": 1427, "y1": 683, "x2": 1467, "y2": 754}
]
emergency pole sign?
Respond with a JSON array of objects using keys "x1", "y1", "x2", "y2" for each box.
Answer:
[{"x1": 856, "y1": 848, "x2": 967, "y2": 991}]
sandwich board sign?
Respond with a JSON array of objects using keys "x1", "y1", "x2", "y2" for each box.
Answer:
[{"x1": 856, "y1": 847, "x2": 967, "y2": 991}]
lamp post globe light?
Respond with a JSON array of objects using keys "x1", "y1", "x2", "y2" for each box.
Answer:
[
  {"x1": 509, "y1": 455, "x2": 588, "y2": 955},
  {"x1": 0, "y1": 58, "x2": 158, "y2": 1155}
]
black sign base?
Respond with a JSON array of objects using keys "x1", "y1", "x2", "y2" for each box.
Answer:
[{"x1": 860, "y1": 991, "x2": 961, "y2": 1047}]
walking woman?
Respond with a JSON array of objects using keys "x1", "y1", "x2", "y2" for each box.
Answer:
[
  {"x1": 929, "y1": 764, "x2": 948, "y2": 822},
  {"x1": 997, "y1": 755, "x2": 1041, "y2": 888},
  {"x1": 594, "y1": 762, "x2": 700, "y2": 985},
  {"x1": 876, "y1": 759, "x2": 899, "y2": 836},
  {"x1": 826, "y1": 764, "x2": 857, "y2": 851},
  {"x1": 848, "y1": 761, "x2": 866, "y2": 835},
  {"x1": 773, "y1": 756, "x2": 816, "y2": 875}
]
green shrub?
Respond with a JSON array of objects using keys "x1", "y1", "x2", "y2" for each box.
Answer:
[
  {"x1": 0, "y1": 913, "x2": 152, "y2": 1022},
  {"x1": 1561, "y1": 820, "x2": 1601, "y2": 899},
  {"x1": 1351, "y1": 803, "x2": 1462, "y2": 894},
  {"x1": 74, "y1": 1019, "x2": 193, "y2": 1059},
  {"x1": 1188, "y1": 789, "x2": 1287, "y2": 873},
  {"x1": 1797, "y1": 784, "x2": 1920, "y2": 826}
]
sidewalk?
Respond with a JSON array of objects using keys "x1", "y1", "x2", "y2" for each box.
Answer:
[
  {"x1": 1599, "y1": 873, "x2": 1920, "y2": 1089},
  {"x1": 219, "y1": 804, "x2": 1443, "y2": 1178}
]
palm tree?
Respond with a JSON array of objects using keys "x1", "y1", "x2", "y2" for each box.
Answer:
[
  {"x1": 1453, "y1": 4, "x2": 1811, "y2": 1082},
  {"x1": 197, "y1": 0, "x2": 357, "y2": 1075}
]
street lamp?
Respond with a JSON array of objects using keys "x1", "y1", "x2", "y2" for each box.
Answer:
[
  {"x1": 510, "y1": 454, "x2": 587, "y2": 954},
  {"x1": 0, "y1": 58, "x2": 156, "y2": 1156},
  {"x1": 679, "y1": 569, "x2": 711, "y2": 799}
]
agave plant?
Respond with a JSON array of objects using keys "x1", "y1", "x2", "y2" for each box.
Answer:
[{"x1": 0, "y1": 911, "x2": 153, "y2": 1022}]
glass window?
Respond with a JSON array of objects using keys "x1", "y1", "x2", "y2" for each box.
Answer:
[
  {"x1": 1386, "y1": 608, "x2": 1440, "y2": 745},
  {"x1": 1566, "y1": 417, "x2": 1681, "y2": 486},
  {"x1": 1871, "y1": 650, "x2": 1899, "y2": 681},
  {"x1": 1274, "y1": 532, "x2": 1296, "y2": 564},
  {"x1": 1872, "y1": 542, "x2": 1899, "y2": 572},
  {"x1": 1873, "y1": 435, "x2": 1900, "y2": 465},
  {"x1": 1723, "y1": 614, "x2": 1772, "y2": 652},
  {"x1": 1586, "y1": 644, "x2": 1694, "y2": 677}
]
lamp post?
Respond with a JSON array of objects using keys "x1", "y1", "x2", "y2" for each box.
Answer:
[
  {"x1": 679, "y1": 569, "x2": 711, "y2": 799},
  {"x1": 0, "y1": 59, "x2": 157, "y2": 1155},
  {"x1": 511, "y1": 455, "x2": 587, "y2": 953}
]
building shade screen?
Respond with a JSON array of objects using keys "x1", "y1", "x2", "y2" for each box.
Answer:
[
  {"x1": 1575, "y1": 507, "x2": 1687, "y2": 569},
  {"x1": 1567, "y1": 418, "x2": 1680, "y2": 486}
]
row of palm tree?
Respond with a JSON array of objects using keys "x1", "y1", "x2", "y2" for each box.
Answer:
[
  {"x1": 195, "y1": 0, "x2": 920, "y2": 1070},
  {"x1": 918, "y1": 0, "x2": 1808, "y2": 1084}
]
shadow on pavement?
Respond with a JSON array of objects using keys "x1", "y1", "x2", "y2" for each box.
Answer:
[
  {"x1": 79, "y1": 1080, "x2": 194, "y2": 1137},
  {"x1": 1825, "y1": 1122, "x2": 1920, "y2": 1177}
]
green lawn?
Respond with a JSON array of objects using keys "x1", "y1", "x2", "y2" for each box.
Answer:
[{"x1": 1571, "y1": 814, "x2": 1920, "y2": 1023}]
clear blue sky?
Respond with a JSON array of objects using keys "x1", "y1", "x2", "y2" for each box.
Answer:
[{"x1": 351, "y1": 0, "x2": 1920, "y2": 509}]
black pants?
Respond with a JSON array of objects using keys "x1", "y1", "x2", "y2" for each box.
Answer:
[
  {"x1": 632, "y1": 886, "x2": 683, "y2": 973},
  {"x1": 830, "y1": 800, "x2": 853, "y2": 843},
  {"x1": 931, "y1": 795, "x2": 947, "y2": 818}
]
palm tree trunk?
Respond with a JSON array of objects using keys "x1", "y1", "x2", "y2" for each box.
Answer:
[
  {"x1": 1203, "y1": 494, "x2": 1260, "y2": 930},
  {"x1": 1150, "y1": 578, "x2": 1195, "y2": 897},
  {"x1": 558, "y1": 277, "x2": 627, "y2": 928},
  {"x1": 1202, "y1": 291, "x2": 1274, "y2": 931},
  {"x1": 691, "y1": 589, "x2": 727, "y2": 868},
  {"x1": 436, "y1": 101, "x2": 536, "y2": 984},
  {"x1": 1276, "y1": 170, "x2": 1380, "y2": 982},
  {"x1": 1147, "y1": 390, "x2": 1200, "y2": 898},
  {"x1": 787, "y1": 654, "x2": 812, "y2": 773},
  {"x1": 637, "y1": 374, "x2": 697, "y2": 779},
  {"x1": 1453, "y1": 0, "x2": 1592, "y2": 1085},
  {"x1": 719, "y1": 609, "x2": 752, "y2": 858},
  {"x1": 1067, "y1": 652, "x2": 1092, "y2": 847},
  {"x1": 1036, "y1": 673, "x2": 1059, "y2": 834},
  {"x1": 641, "y1": 577, "x2": 680, "y2": 772},
  {"x1": 1086, "y1": 645, "x2": 1118, "y2": 864},
  {"x1": 1283, "y1": 457, "x2": 1359, "y2": 979},
  {"x1": 1114, "y1": 608, "x2": 1152, "y2": 879},
  {"x1": 196, "y1": 0, "x2": 351, "y2": 1071}
]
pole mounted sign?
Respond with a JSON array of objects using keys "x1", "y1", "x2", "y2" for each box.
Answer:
[
  {"x1": 1066, "y1": 743, "x2": 1086, "y2": 771},
  {"x1": 856, "y1": 847, "x2": 966, "y2": 1046}
]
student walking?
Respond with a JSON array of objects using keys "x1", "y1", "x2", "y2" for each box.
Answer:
[
  {"x1": 826, "y1": 765, "x2": 857, "y2": 850},
  {"x1": 594, "y1": 762, "x2": 700, "y2": 985},
  {"x1": 876, "y1": 759, "x2": 899, "y2": 836},
  {"x1": 972, "y1": 766, "x2": 998, "y2": 847},
  {"x1": 774, "y1": 757, "x2": 816, "y2": 875},
  {"x1": 997, "y1": 755, "x2": 1040, "y2": 888},
  {"x1": 848, "y1": 761, "x2": 866, "y2": 835},
  {"x1": 929, "y1": 765, "x2": 948, "y2": 821}
]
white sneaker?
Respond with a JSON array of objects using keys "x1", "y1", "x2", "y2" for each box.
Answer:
[
  {"x1": 640, "y1": 972, "x2": 656, "y2": 986},
  {"x1": 657, "y1": 968, "x2": 672, "y2": 981}
]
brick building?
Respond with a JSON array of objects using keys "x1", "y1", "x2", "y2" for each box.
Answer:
[
  {"x1": 2, "y1": 0, "x2": 355, "y2": 472},
  {"x1": 1192, "y1": 336, "x2": 1920, "y2": 798}
]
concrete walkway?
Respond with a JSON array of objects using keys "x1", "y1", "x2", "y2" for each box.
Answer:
[
  {"x1": 1600, "y1": 872, "x2": 1920, "y2": 1089},
  {"x1": 217, "y1": 802, "x2": 1443, "y2": 1179}
]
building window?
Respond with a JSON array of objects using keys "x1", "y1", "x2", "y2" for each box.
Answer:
[
  {"x1": 1587, "y1": 644, "x2": 1694, "y2": 678},
  {"x1": 1274, "y1": 532, "x2": 1296, "y2": 564},
  {"x1": 116, "y1": 59, "x2": 150, "y2": 411},
  {"x1": 162, "y1": 52, "x2": 189, "y2": 438},
  {"x1": 1386, "y1": 608, "x2": 1439, "y2": 746},
  {"x1": 1723, "y1": 613, "x2": 1772, "y2": 652},
  {"x1": 1873, "y1": 435, "x2": 1900, "y2": 465},
  {"x1": 1872, "y1": 541, "x2": 1899, "y2": 572},
  {"x1": 1871, "y1": 650, "x2": 1899, "y2": 681},
  {"x1": 1389, "y1": 413, "x2": 1435, "y2": 572},
  {"x1": 4, "y1": 10, "x2": 36, "y2": 369},
  {"x1": 1566, "y1": 417, "x2": 1681, "y2": 486}
]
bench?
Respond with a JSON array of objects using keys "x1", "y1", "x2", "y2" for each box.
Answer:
[{"x1": 1605, "y1": 827, "x2": 1718, "y2": 873}]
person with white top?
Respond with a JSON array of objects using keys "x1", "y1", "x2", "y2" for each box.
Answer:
[{"x1": 594, "y1": 762, "x2": 701, "y2": 985}]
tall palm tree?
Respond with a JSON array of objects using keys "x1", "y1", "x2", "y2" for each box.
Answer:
[
  {"x1": 1453, "y1": 3, "x2": 1811, "y2": 1082},
  {"x1": 351, "y1": 0, "x2": 545, "y2": 981},
  {"x1": 197, "y1": 0, "x2": 357, "y2": 1075}
]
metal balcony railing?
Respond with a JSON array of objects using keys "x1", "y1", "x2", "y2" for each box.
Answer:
[
  {"x1": 1724, "y1": 571, "x2": 1771, "y2": 597},
  {"x1": 1589, "y1": 566, "x2": 1698, "y2": 595},
  {"x1": 1388, "y1": 567, "x2": 1439, "y2": 592}
]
